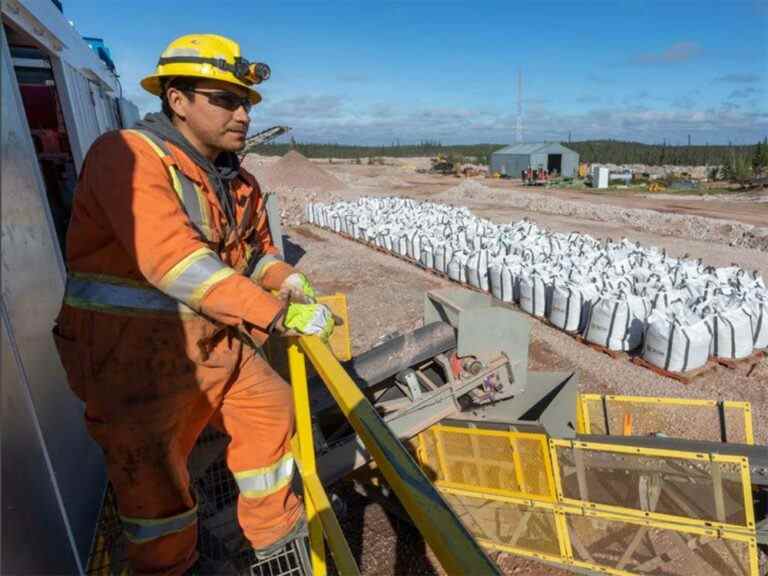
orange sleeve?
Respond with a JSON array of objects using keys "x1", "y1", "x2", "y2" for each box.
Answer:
[{"x1": 86, "y1": 131, "x2": 284, "y2": 332}]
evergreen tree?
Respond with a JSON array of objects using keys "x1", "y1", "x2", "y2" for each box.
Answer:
[{"x1": 753, "y1": 138, "x2": 768, "y2": 176}]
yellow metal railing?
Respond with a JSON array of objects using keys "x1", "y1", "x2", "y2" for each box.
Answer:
[
  {"x1": 288, "y1": 336, "x2": 500, "y2": 576},
  {"x1": 419, "y1": 425, "x2": 760, "y2": 576},
  {"x1": 577, "y1": 393, "x2": 754, "y2": 445}
]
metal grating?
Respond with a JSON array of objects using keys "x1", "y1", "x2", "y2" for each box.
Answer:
[
  {"x1": 565, "y1": 510, "x2": 757, "y2": 576},
  {"x1": 579, "y1": 394, "x2": 754, "y2": 445},
  {"x1": 249, "y1": 537, "x2": 311, "y2": 576},
  {"x1": 417, "y1": 425, "x2": 554, "y2": 502},
  {"x1": 443, "y1": 492, "x2": 560, "y2": 558},
  {"x1": 553, "y1": 440, "x2": 754, "y2": 531},
  {"x1": 87, "y1": 425, "x2": 310, "y2": 576}
]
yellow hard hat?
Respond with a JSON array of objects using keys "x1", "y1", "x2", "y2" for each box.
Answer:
[{"x1": 141, "y1": 34, "x2": 269, "y2": 104}]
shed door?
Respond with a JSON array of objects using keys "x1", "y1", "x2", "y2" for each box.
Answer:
[{"x1": 547, "y1": 154, "x2": 562, "y2": 174}]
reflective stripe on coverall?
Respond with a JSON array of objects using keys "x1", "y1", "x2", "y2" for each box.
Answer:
[{"x1": 53, "y1": 129, "x2": 301, "y2": 575}]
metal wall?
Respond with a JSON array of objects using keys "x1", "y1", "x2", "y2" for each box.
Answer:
[
  {"x1": 490, "y1": 145, "x2": 579, "y2": 178},
  {"x1": 489, "y1": 154, "x2": 530, "y2": 177},
  {"x1": 1, "y1": 25, "x2": 105, "y2": 573}
]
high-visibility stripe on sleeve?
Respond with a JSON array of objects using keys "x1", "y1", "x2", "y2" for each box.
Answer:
[
  {"x1": 251, "y1": 254, "x2": 282, "y2": 282},
  {"x1": 234, "y1": 453, "x2": 294, "y2": 499},
  {"x1": 158, "y1": 247, "x2": 236, "y2": 310},
  {"x1": 128, "y1": 129, "x2": 214, "y2": 240},
  {"x1": 121, "y1": 505, "x2": 197, "y2": 544}
]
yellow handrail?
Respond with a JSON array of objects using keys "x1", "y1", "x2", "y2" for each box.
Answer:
[
  {"x1": 289, "y1": 336, "x2": 500, "y2": 576},
  {"x1": 288, "y1": 342, "x2": 359, "y2": 576}
]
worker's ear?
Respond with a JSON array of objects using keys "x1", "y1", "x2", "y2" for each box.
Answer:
[{"x1": 166, "y1": 86, "x2": 189, "y2": 120}]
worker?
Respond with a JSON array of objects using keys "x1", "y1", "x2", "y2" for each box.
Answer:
[{"x1": 52, "y1": 34, "x2": 334, "y2": 575}]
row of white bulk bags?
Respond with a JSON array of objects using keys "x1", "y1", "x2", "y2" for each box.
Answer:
[
  {"x1": 307, "y1": 197, "x2": 767, "y2": 366},
  {"x1": 643, "y1": 311, "x2": 712, "y2": 372},
  {"x1": 585, "y1": 292, "x2": 650, "y2": 351}
]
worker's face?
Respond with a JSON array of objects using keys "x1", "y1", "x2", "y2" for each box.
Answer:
[{"x1": 169, "y1": 79, "x2": 252, "y2": 154}]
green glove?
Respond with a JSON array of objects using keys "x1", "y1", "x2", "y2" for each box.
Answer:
[
  {"x1": 279, "y1": 273, "x2": 316, "y2": 304},
  {"x1": 283, "y1": 302, "x2": 334, "y2": 339}
]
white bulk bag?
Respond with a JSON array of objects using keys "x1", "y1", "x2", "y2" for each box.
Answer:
[
  {"x1": 434, "y1": 244, "x2": 452, "y2": 274},
  {"x1": 747, "y1": 296, "x2": 767, "y2": 349},
  {"x1": 548, "y1": 280, "x2": 598, "y2": 333},
  {"x1": 396, "y1": 235, "x2": 408, "y2": 256},
  {"x1": 705, "y1": 303, "x2": 755, "y2": 359},
  {"x1": 518, "y1": 272, "x2": 550, "y2": 317},
  {"x1": 420, "y1": 238, "x2": 435, "y2": 270},
  {"x1": 585, "y1": 293, "x2": 649, "y2": 351},
  {"x1": 466, "y1": 250, "x2": 489, "y2": 291},
  {"x1": 643, "y1": 312, "x2": 712, "y2": 372},
  {"x1": 448, "y1": 253, "x2": 468, "y2": 283},
  {"x1": 490, "y1": 264, "x2": 517, "y2": 302},
  {"x1": 489, "y1": 264, "x2": 503, "y2": 300},
  {"x1": 405, "y1": 231, "x2": 420, "y2": 260},
  {"x1": 649, "y1": 289, "x2": 688, "y2": 315}
]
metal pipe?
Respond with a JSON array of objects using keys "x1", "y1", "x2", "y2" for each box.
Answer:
[{"x1": 347, "y1": 321, "x2": 456, "y2": 388}]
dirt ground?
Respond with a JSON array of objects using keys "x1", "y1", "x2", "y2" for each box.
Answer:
[{"x1": 268, "y1": 156, "x2": 767, "y2": 575}]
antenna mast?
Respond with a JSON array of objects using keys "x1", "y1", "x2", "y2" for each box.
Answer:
[{"x1": 516, "y1": 69, "x2": 523, "y2": 143}]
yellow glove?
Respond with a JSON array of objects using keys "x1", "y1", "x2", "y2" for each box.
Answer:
[
  {"x1": 278, "y1": 273, "x2": 316, "y2": 304},
  {"x1": 283, "y1": 302, "x2": 334, "y2": 340}
]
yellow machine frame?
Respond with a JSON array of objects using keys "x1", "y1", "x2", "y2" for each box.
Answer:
[{"x1": 577, "y1": 393, "x2": 754, "y2": 445}]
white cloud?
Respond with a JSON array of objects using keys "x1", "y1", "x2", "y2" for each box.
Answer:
[
  {"x1": 627, "y1": 41, "x2": 702, "y2": 65},
  {"x1": 248, "y1": 94, "x2": 767, "y2": 145},
  {"x1": 713, "y1": 73, "x2": 762, "y2": 84}
]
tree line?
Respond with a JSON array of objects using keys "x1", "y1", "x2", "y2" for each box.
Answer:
[
  {"x1": 564, "y1": 139, "x2": 760, "y2": 167},
  {"x1": 246, "y1": 138, "x2": 764, "y2": 168}
]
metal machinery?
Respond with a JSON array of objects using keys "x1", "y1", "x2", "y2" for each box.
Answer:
[
  {"x1": 317, "y1": 288, "x2": 767, "y2": 576},
  {"x1": 240, "y1": 125, "x2": 291, "y2": 153},
  {"x1": 310, "y1": 288, "x2": 578, "y2": 485}
]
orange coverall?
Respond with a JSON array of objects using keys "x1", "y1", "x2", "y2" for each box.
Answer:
[{"x1": 53, "y1": 130, "x2": 301, "y2": 574}]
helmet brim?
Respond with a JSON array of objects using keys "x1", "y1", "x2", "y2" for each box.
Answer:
[{"x1": 140, "y1": 73, "x2": 262, "y2": 105}]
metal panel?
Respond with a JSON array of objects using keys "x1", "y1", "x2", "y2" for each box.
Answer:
[
  {"x1": 1, "y1": 308, "x2": 80, "y2": 574},
  {"x1": 417, "y1": 425, "x2": 556, "y2": 502},
  {"x1": 579, "y1": 394, "x2": 754, "y2": 445},
  {"x1": 551, "y1": 439, "x2": 754, "y2": 533},
  {"x1": 58, "y1": 60, "x2": 103, "y2": 164},
  {"x1": 265, "y1": 191, "x2": 285, "y2": 257},
  {"x1": 1, "y1": 26, "x2": 105, "y2": 568}
]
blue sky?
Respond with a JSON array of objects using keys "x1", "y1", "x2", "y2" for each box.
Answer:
[{"x1": 65, "y1": 0, "x2": 767, "y2": 145}]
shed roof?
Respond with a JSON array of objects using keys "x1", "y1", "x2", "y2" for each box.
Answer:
[{"x1": 493, "y1": 142, "x2": 577, "y2": 155}]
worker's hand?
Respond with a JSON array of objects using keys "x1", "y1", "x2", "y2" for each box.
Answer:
[
  {"x1": 278, "y1": 273, "x2": 316, "y2": 304},
  {"x1": 281, "y1": 302, "x2": 334, "y2": 340}
]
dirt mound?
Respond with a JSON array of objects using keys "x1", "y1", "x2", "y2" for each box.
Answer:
[
  {"x1": 437, "y1": 179, "x2": 497, "y2": 200},
  {"x1": 243, "y1": 151, "x2": 346, "y2": 227},
  {"x1": 253, "y1": 150, "x2": 345, "y2": 192}
]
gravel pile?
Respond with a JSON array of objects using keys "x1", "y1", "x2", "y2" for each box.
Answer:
[
  {"x1": 244, "y1": 150, "x2": 346, "y2": 227},
  {"x1": 436, "y1": 180, "x2": 768, "y2": 251},
  {"x1": 251, "y1": 150, "x2": 345, "y2": 192}
]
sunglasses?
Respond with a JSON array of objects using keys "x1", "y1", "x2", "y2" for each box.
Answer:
[{"x1": 186, "y1": 89, "x2": 253, "y2": 112}]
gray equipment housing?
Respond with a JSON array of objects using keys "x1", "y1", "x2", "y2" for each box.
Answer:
[{"x1": 314, "y1": 287, "x2": 579, "y2": 484}]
